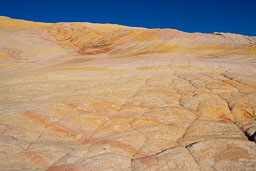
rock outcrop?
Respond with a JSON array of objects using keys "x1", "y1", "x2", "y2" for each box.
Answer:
[{"x1": 0, "y1": 16, "x2": 256, "y2": 170}]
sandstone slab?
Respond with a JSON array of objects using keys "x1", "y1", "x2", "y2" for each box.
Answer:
[{"x1": 0, "y1": 16, "x2": 256, "y2": 170}]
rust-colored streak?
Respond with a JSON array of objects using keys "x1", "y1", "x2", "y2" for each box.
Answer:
[
  {"x1": 23, "y1": 110, "x2": 143, "y2": 156},
  {"x1": 85, "y1": 138, "x2": 143, "y2": 156},
  {"x1": 24, "y1": 110, "x2": 54, "y2": 126},
  {"x1": 21, "y1": 152, "x2": 49, "y2": 167},
  {"x1": 138, "y1": 156, "x2": 159, "y2": 167},
  {"x1": 23, "y1": 110, "x2": 89, "y2": 141},
  {"x1": 47, "y1": 164, "x2": 80, "y2": 171},
  {"x1": 220, "y1": 114, "x2": 233, "y2": 122},
  {"x1": 3, "y1": 47, "x2": 22, "y2": 60},
  {"x1": 242, "y1": 111, "x2": 252, "y2": 119},
  {"x1": 49, "y1": 120, "x2": 88, "y2": 140},
  {"x1": 77, "y1": 46, "x2": 112, "y2": 55}
]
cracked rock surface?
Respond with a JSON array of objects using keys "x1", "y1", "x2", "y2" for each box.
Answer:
[{"x1": 0, "y1": 16, "x2": 256, "y2": 170}]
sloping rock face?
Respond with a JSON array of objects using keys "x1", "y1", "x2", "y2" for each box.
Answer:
[{"x1": 0, "y1": 16, "x2": 256, "y2": 171}]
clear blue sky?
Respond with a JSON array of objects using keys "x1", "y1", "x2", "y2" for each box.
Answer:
[{"x1": 1, "y1": 0, "x2": 255, "y2": 36}]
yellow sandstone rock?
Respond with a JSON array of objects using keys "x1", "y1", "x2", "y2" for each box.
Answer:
[{"x1": 0, "y1": 16, "x2": 256, "y2": 170}]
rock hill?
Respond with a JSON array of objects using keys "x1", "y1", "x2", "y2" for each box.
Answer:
[{"x1": 0, "y1": 16, "x2": 256, "y2": 170}]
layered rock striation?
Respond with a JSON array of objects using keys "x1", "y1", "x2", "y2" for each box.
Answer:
[{"x1": 0, "y1": 16, "x2": 256, "y2": 170}]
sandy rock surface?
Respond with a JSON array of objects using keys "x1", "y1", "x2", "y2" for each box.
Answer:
[{"x1": 0, "y1": 16, "x2": 256, "y2": 170}]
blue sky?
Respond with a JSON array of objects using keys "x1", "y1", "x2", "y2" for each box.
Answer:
[{"x1": 1, "y1": 0, "x2": 255, "y2": 36}]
